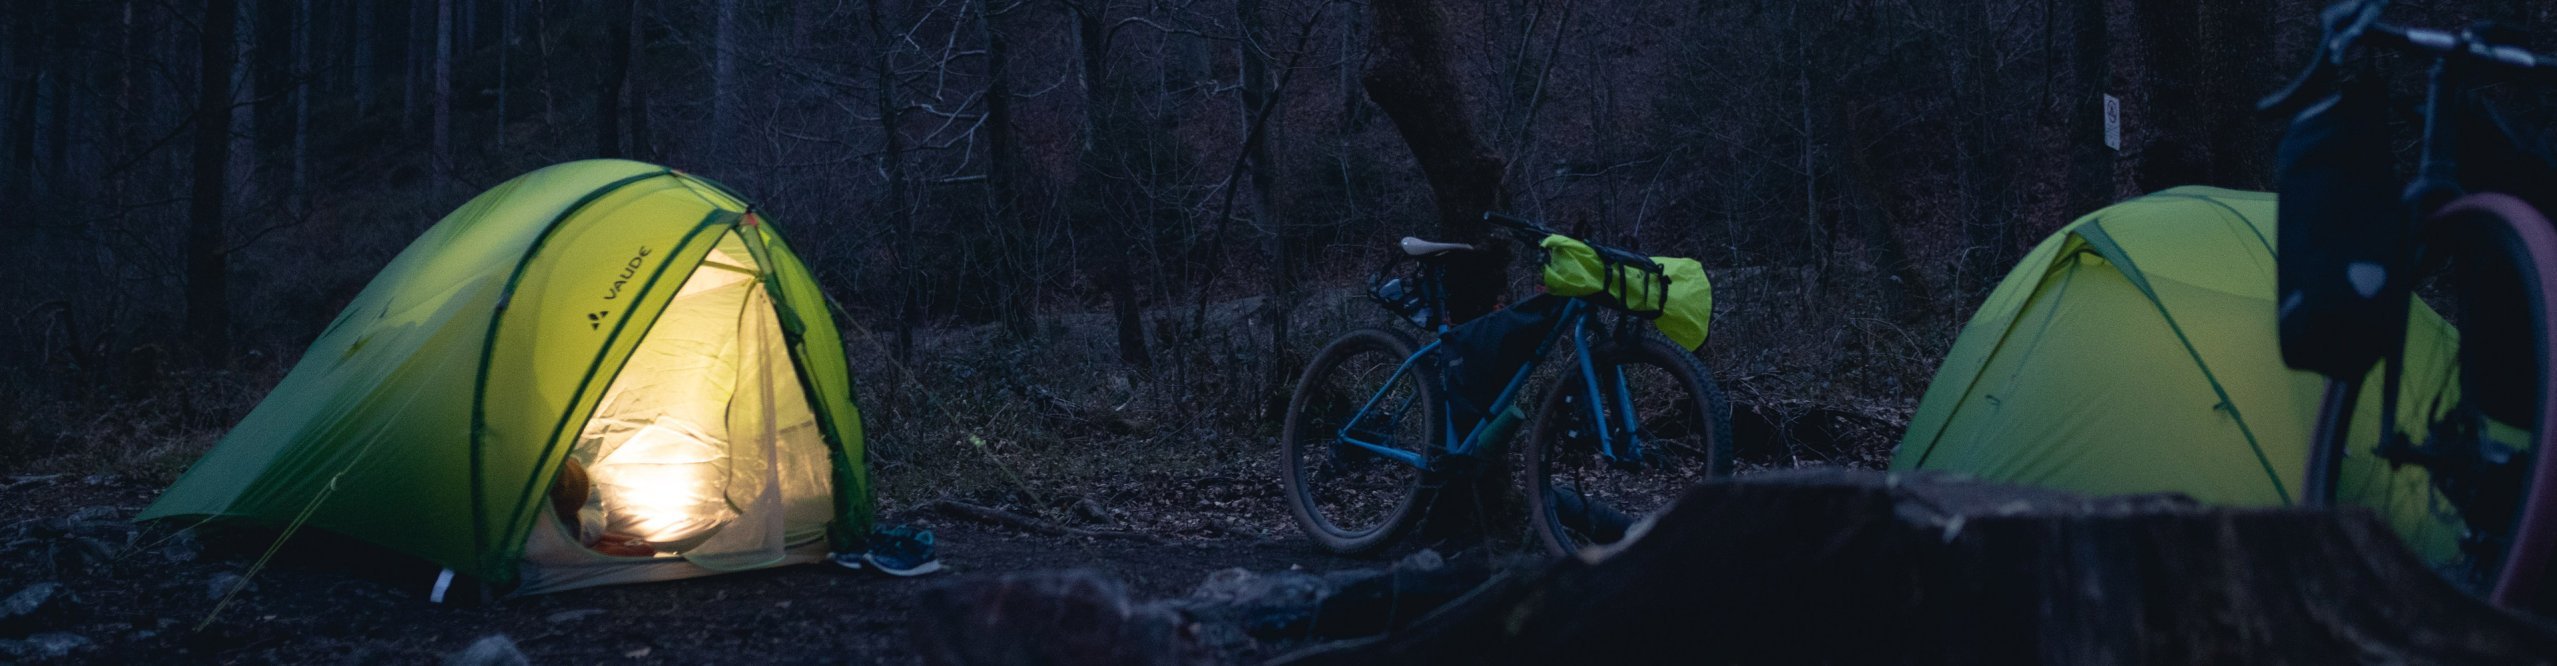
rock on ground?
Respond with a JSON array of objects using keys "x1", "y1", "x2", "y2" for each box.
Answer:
[
  {"x1": 0, "y1": 583, "x2": 78, "y2": 635},
  {"x1": 443, "y1": 634, "x2": 530, "y2": 666},
  {"x1": 0, "y1": 632, "x2": 93, "y2": 661},
  {"x1": 911, "y1": 569, "x2": 1209, "y2": 666}
]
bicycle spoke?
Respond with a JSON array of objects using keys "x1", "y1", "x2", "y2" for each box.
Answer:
[
  {"x1": 1283, "y1": 329, "x2": 1436, "y2": 551},
  {"x1": 1532, "y1": 335, "x2": 1731, "y2": 555}
]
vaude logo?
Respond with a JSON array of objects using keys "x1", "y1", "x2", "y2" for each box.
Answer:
[
  {"x1": 590, "y1": 246, "x2": 651, "y2": 330},
  {"x1": 604, "y1": 246, "x2": 653, "y2": 301}
]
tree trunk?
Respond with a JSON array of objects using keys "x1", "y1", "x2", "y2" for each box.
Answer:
[
  {"x1": 431, "y1": 0, "x2": 451, "y2": 200},
  {"x1": 712, "y1": 0, "x2": 735, "y2": 148},
  {"x1": 2129, "y1": 0, "x2": 2207, "y2": 191},
  {"x1": 402, "y1": 0, "x2": 421, "y2": 129},
  {"x1": 351, "y1": 0, "x2": 372, "y2": 115},
  {"x1": 1107, "y1": 267, "x2": 1151, "y2": 376},
  {"x1": 229, "y1": 0, "x2": 256, "y2": 210},
  {"x1": 874, "y1": 0, "x2": 914, "y2": 362},
  {"x1": 979, "y1": 0, "x2": 1035, "y2": 339},
  {"x1": 1793, "y1": 20, "x2": 1824, "y2": 273},
  {"x1": 1360, "y1": 0, "x2": 1518, "y2": 540},
  {"x1": 1240, "y1": 0, "x2": 1290, "y2": 396},
  {"x1": 1956, "y1": 2, "x2": 2010, "y2": 299},
  {"x1": 1070, "y1": 1, "x2": 1151, "y2": 374},
  {"x1": 536, "y1": 0, "x2": 555, "y2": 125},
  {"x1": 2065, "y1": 0, "x2": 2114, "y2": 217},
  {"x1": 624, "y1": 2, "x2": 651, "y2": 159},
  {"x1": 4, "y1": 9, "x2": 33, "y2": 213},
  {"x1": 291, "y1": 0, "x2": 308, "y2": 211},
  {"x1": 41, "y1": 30, "x2": 68, "y2": 198},
  {"x1": 2199, "y1": 0, "x2": 2276, "y2": 190},
  {"x1": 1360, "y1": 0, "x2": 1507, "y2": 323},
  {"x1": 495, "y1": 1, "x2": 510, "y2": 149},
  {"x1": 189, "y1": 0, "x2": 238, "y2": 362},
  {"x1": 596, "y1": 0, "x2": 632, "y2": 159}
]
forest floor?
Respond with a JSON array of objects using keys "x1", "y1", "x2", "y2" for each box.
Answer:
[
  {"x1": 3, "y1": 430, "x2": 1900, "y2": 664},
  {"x1": 0, "y1": 287, "x2": 1912, "y2": 663},
  {"x1": 0, "y1": 470, "x2": 1387, "y2": 664}
]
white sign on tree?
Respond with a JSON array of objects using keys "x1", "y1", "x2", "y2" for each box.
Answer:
[{"x1": 2103, "y1": 94, "x2": 2122, "y2": 152}]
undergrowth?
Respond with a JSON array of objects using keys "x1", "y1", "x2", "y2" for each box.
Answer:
[{"x1": 0, "y1": 259, "x2": 1925, "y2": 540}]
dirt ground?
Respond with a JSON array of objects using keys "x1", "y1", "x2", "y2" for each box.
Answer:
[{"x1": 0, "y1": 472, "x2": 1387, "y2": 664}]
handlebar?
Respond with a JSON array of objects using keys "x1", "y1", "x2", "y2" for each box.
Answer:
[
  {"x1": 1480, "y1": 211, "x2": 1663, "y2": 273},
  {"x1": 2262, "y1": 0, "x2": 2557, "y2": 118},
  {"x1": 1482, "y1": 211, "x2": 1556, "y2": 237},
  {"x1": 2371, "y1": 22, "x2": 2557, "y2": 71}
]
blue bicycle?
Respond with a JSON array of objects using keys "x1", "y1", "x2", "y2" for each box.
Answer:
[{"x1": 1280, "y1": 213, "x2": 1733, "y2": 555}]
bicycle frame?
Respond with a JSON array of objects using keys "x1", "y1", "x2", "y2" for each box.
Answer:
[
  {"x1": 1331, "y1": 297, "x2": 1646, "y2": 474},
  {"x1": 2282, "y1": 8, "x2": 2557, "y2": 507}
]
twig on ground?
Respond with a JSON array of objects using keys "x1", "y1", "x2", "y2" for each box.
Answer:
[
  {"x1": 925, "y1": 499, "x2": 1165, "y2": 544},
  {"x1": 0, "y1": 474, "x2": 67, "y2": 494}
]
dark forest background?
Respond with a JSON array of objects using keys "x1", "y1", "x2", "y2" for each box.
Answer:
[{"x1": 3, "y1": 0, "x2": 2555, "y2": 500}]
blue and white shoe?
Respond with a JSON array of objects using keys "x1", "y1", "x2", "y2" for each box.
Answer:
[{"x1": 861, "y1": 525, "x2": 945, "y2": 577}]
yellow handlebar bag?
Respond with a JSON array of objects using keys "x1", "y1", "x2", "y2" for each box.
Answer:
[{"x1": 1538, "y1": 234, "x2": 1713, "y2": 351}]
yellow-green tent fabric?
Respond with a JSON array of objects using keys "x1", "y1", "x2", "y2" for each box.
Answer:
[
  {"x1": 140, "y1": 160, "x2": 872, "y2": 593},
  {"x1": 1895, "y1": 187, "x2": 2467, "y2": 565}
]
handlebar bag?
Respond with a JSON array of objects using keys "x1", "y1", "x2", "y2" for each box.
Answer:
[
  {"x1": 1539, "y1": 235, "x2": 1714, "y2": 351},
  {"x1": 2275, "y1": 74, "x2": 2410, "y2": 378}
]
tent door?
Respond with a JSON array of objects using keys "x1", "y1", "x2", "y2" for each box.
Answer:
[{"x1": 534, "y1": 230, "x2": 834, "y2": 583}]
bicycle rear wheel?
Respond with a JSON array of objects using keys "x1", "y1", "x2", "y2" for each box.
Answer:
[
  {"x1": 2444, "y1": 194, "x2": 2557, "y2": 610},
  {"x1": 1280, "y1": 327, "x2": 1442, "y2": 554},
  {"x1": 1525, "y1": 329, "x2": 1734, "y2": 556}
]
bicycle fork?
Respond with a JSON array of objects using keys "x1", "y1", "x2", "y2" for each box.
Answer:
[{"x1": 1568, "y1": 318, "x2": 1648, "y2": 467}]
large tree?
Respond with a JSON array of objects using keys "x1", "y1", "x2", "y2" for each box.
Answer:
[
  {"x1": 188, "y1": 0, "x2": 238, "y2": 361},
  {"x1": 432, "y1": 0, "x2": 451, "y2": 199},
  {"x1": 1362, "y1": 1, "x2": 1508, "y2": 322},
  {"x1": 1358, "y1": 0, "x2": 1522, "y2": 538}
]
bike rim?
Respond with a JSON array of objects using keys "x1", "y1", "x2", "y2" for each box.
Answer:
[
  {"x1": 1290, "y1": 338, "x2": 1427, "y2": 541},
  {"x1": 1538, "y1": 345, "x2": 1716, "y2": 552},
  {"x1": 2433, "y1": 195, "x2": 2557, "y2": 609}
]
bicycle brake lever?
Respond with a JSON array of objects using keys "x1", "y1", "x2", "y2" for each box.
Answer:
[
  {"x1": 2261, "y1": 53, "x2": 2339, "y2": 117},
  {"x1": 2263, "y1": 1, "x2": 2391, "y2": 117}
]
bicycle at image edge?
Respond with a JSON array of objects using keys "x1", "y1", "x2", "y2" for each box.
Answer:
[
  {"x1": 1278, "y1": 212, "x2": 1734, "y2": 556},
  {"x1": 2264, "y1": 0, "x2": 2557, "y2": 611}
]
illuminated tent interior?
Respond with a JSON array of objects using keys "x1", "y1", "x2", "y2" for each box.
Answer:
[
  {"x1": 140, "y1": 161, "x2": 872, "y2": 595},
  {"x1": 519, "y1": 230, "x2": 841, "y2": 593}
]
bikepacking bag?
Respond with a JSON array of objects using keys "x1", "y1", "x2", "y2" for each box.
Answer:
[
  {"x1": 1539, "y1": 235, "x2": 1714, "y2": 351},
  {"x1": 1438, "y1": 294, "x2": 1565, "y2": 433},
  {"x1": 2274, "y1": 74, "x2": 2410, "y2": 378}
]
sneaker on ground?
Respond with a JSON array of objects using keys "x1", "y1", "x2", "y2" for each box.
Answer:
[{"x1": 862, "y1": 525, "x2": 945, "y2": 577}]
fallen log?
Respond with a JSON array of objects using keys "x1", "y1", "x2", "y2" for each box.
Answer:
[{"x1": 1273, "y1": 469, "x2": 2557, "y2": 664}]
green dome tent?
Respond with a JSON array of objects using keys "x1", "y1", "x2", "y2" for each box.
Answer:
[
  {"x1": 141, "y1": 160, "x2": 872, "y2": 594},
  {"x1": 1894, "y1": 187, "x2": 2469, "y2": 564}
]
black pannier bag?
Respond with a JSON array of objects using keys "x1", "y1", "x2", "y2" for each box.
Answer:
[
  {"x1": 1437, "y1": 295, "x2": 1565, "y2": 433},
  {"x1": 2276, "y1": 74, "x2": 2411, "y2": 378}
]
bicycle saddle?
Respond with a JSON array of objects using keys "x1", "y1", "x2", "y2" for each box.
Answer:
[{"x1": 1399, "y1": 237, "x2": 1477, "y2": 257}]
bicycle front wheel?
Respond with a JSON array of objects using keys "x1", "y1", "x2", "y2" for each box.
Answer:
[
  {"x1": 2320, "y1": 193, "x2": 2557, "y2": 612},
  {"x1": 1525, "y1": 330, "x2": 1734, "y2": 556},
  {"x1": 2440, "y1": 194, "x2": 2557, "y2": 610},
  {"x1": 1280, "y1": 327, "x2": 1442, "y2": 554}
]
